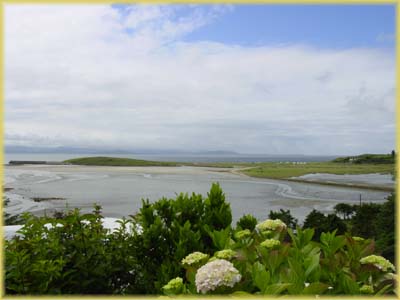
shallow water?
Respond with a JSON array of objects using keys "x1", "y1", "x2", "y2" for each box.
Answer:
[
  {"x1": 4, "y1": 165, "x2": 391, "y2": 223},
  {"x1": 293, "y1": 173, "x2": 394, "y2": 188}
]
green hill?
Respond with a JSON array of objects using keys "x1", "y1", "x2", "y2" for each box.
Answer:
[
  {"x1": 332, "y1": 153, "x2": 394, "y2": 164},
  {"x1": 64, "y1": 156, "x2": 178, "y2": 167}
]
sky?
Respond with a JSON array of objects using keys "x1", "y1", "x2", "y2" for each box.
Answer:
[{"x1": 5, "y1": 4, "x2": 396, "y2": 155}]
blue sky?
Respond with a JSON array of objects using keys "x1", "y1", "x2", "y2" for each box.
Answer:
[
  {"x1": 5, "y1": 4, "x2": 396, "y2": 155},
  {"x1": 181, "y1": 5, "x2": 395, "y2": 49}
]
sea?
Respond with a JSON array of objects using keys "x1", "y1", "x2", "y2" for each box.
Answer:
[
  {"x1": 4, "y1": 153, "x2": 339, "y2": 164},
  {"x1": 3, "y1": 152, "x2": 393, "y2": 224}
]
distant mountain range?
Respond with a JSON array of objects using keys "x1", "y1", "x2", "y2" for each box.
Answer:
[{"x1": 4, "y1": 145, "x2": 241, "y2": 156}]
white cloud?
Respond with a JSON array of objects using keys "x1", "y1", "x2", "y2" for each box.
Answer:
[{"x1": 5, "y1": 4, "x2": 395, "y2": 155}]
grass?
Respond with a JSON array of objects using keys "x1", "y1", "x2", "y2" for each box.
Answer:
[
  {"x1": 332, "y1": 153, "x2": 394, "y2": 164},
  {"x1": 64, "y1": 156, "x2": 179, "y2": 167},
  {"x1": 32, "y1": 197, "x2": 66, "y2": 202},
  {"x1": 63, "y1": 157, "x2": 395, "y2": 191},
  {"x1": 241, "y1": 162, "x2": 394, "y2": 179}
]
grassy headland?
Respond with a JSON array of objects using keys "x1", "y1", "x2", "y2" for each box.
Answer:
[
  {"x1": 332, "y1": 153, "x2": 395, "y2": 164},
  {"x1": 63, "y1": 154, "x2": 395, "y2": 191},
  {"x1": 64, "y1": 156, "x2": 179, "y2": 167},
  {"x1": 241, "y1": 162, "x2": 394, "y2": 179}
]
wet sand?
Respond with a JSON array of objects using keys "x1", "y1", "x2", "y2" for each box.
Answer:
[{"x1": 4, "y1": 164, "x2": 392, "y2": 223}]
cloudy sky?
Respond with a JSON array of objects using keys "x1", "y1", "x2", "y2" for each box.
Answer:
[{"x1": 5, "y1": 4, "x2": 396, "y2": 155}]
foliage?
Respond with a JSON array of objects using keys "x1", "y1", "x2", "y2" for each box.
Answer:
[
  {"x1": 334, "y1": 203, "x2": 356, "y2": 220},
  {"x1": 162, "y1": 219, "x2": 396, "y2": 296},
  {"x1": 349, "y1": 193, "x2": 395, "y2": 262},
  {"x1": 269, "y1": 209, "x2": 298, "y2": 229},
  {"x1": 332, "y1": 153, "x2": 394, "y2": 164},
  {"x1": 114, "y1": 182, "x2": 232, "y2": 293},
  {"x1": 351, "y1": 203, "x2": 381, "y2": 238},
  {"x1": 4, "y1": 186, "x2": 396, "y2": 295},
  {"x1": 236, "y1": 214, "x2": 258, "y2": 231},
  {"x1": 5, "y1": 205, "x2": 137, "y2": 294},
  {"x1": 242, "y1": 161, "x2": 394, "y2": 182},
  {"x1": 3, "y1": 196, "x2": 23, "y2": 225},
  {"x1": 64, "y1": 156, "x2": 178, "y2": 166},
  {"x1": 303, "y1": 210, "x2": 347, "y2": 240}
]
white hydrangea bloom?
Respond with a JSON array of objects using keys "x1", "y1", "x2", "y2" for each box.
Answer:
[
  {"x1": 360, "y1": 255, "x2": 395, "y2": 272},
  {"x1": 195, "y1": 259, "x2": 241, "y2": 294},
  {"x1": 256, "y1": 219, "x2": 287, "y2": 232}
]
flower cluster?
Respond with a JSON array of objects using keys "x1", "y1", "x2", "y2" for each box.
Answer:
[
  {"x1": 360, "y1": 255, "x2": 395, "y2": 272},
  {"x1": 234, "y1": 229, "x2": 251, "y2": 240},
  {"x1": 359, "y1": 285, "x2": 374, "y2": 294},
  {"x1": 195, "y1": 259, "x2": 241, "y2": 294},
  {"x1": 260, "y1": 239, "x2": 281, "y2": 249},
  {"x1": 182, "y1": 252, "x2": 209, "y2": 267},
  {"x1": 256, "y1": 219, "x2": 287, "y2": 232},
  {"x1": 162, "y1": 277, "x2": 184, "y2": 294},
  {"x1": 215, "y1": 249, "x2": 236, "y2": 260},
  {"x1": 352, "y1": 236, "x2": 364, "y2": 242}
]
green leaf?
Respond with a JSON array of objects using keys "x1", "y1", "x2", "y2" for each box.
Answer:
[
  {"x1": 252, "y1": 262, "x2": 270, "y2": 292},
  {"x1": 263, "y1": 283, "x2": 292, "y2": 295},
  {"x1": 305, "y1": 252, "x2": 320, "y2": 278},
  {"x1": 375, "y1": 284, "x2": 393, "y2": 296},
  {"x1": 302, "y1": 282, "x2": 329, "y2": 294}
]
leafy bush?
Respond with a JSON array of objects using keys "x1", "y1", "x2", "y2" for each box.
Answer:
[
  {"x1": 269, "y1": 209, "x2": 298, "y2": 229},
  {"x1": 163, "y1": 219, "x2": 396, "y2": 296},
  {"x1": 236, "y1": 214, "x2": 257, "y2": 231},
  {"x1": 5, "y1": 205, "x2": 136, "y2": 294},
  {"x1": 303, "y1": 210, "x2": 347, "y2": 240},
  {"x1": 4, "y1": 185, "x2": 396, "y2": 295}
]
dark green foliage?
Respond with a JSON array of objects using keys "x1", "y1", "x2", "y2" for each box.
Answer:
[
  {"x1": 236, "y1": 214, "x2": 258, "y2": 231},
  {"x1": 375, "y1": 193, "x2": 395, "y2": 262},
  {"x1": 332, "y1": 153, "x2": 394, "y2": 164},
  {"x1": 269, "y1": 209, "x2": 298, "y2": 229},
  {"x1": 334, "y1": 203, "x2": 356, "y2": 220},
  {"x1": 303, "y1": 210, "x2": 327, "y2": 240},
  {"x1": 121, "y1": 182, "x2": 232, "y2": 293},
  {"x1": 5, "y1": 206, "x2": 135, "y2": 294},
  {"x1": 4, "y1": 196, "x2": 23, "y2": 225},
  {"x1": 4, "y1": 186, "x2": 395, "y2": 295},
  {"x1": 351, "y1": 203, "x2": 381, "y2": 238},
  {"x1": 5, "y1": 183, "x2": 232, "y2": 295},
  {"x1": 312, "y1": 193, "x2": 395, "y2": 262},
  {"x1": 64, "y1": 156, "x2": 178, "y2": 166},
  {"x1": 303, "y1": 210, "x2": 347, "y2": 241}
]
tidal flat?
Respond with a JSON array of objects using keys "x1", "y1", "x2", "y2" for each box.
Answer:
[{"x1": 4, "y1": 164, "x2": 391, "y2": 223}]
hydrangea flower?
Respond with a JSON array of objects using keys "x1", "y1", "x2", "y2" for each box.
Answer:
[
  {"x1": 360, "y1": 255, "x2": 395, "y2": 272},
  {"x1": 195, "y1": 259, "x2": 241, "y2": 294},
  {"x1": 234, "y1": 229, "x2": 251, "y2": 240},
  {"x1": 182, "y1": 252, "x2": 209, "y2": 267},
  {"x1": 162, "y1": 277, "x2": 184, "y2": 295},
  {"x1": 260, "y1": 239, "x2": 281, "y2": 249},
  {"x1": 215, "y1": 249, "x2": 236, "y2": 260},
  {"x1": 359, "y1": 285, "x2": 374, "y2": 294},
  {"x1": 256, "y1": 219, "x2": 287, "y2": 232}
]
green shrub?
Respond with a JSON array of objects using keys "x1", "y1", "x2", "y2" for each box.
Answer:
[
  {"x1": 4, "y1": 186, "x2": 395, "y2": 295},
  {"x1": 163, "y1": 220, "x2": 396, "y2": 296},
  {"x1": 126, "y1": 182, "x2": 232, "y2": 293},
  {"x1": 236, "y1": 214, "x2": 257, "y2": 231}
]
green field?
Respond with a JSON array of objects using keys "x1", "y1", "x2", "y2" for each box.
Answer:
[
  {"x1": 64, "y1": 156, "x2": 394, "y2": 180},
  {"x1": 241, "y1": 162, "x2": 394, "y2": 179},
  {"x1": 64, "y1": 156, "x2": 179, "y2": 167}
]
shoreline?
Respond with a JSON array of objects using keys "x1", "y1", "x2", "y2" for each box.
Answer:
[
  {"x1": 4, "y1": 164, "x2": 392, "y2": 222},
  {"x1": 5, "y1": 163, "x2": 394, "y2": 192}
]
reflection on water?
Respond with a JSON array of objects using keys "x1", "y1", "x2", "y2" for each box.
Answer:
[{"x1": 4, "y1": 165, "x2": 391, "y2": 223}]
